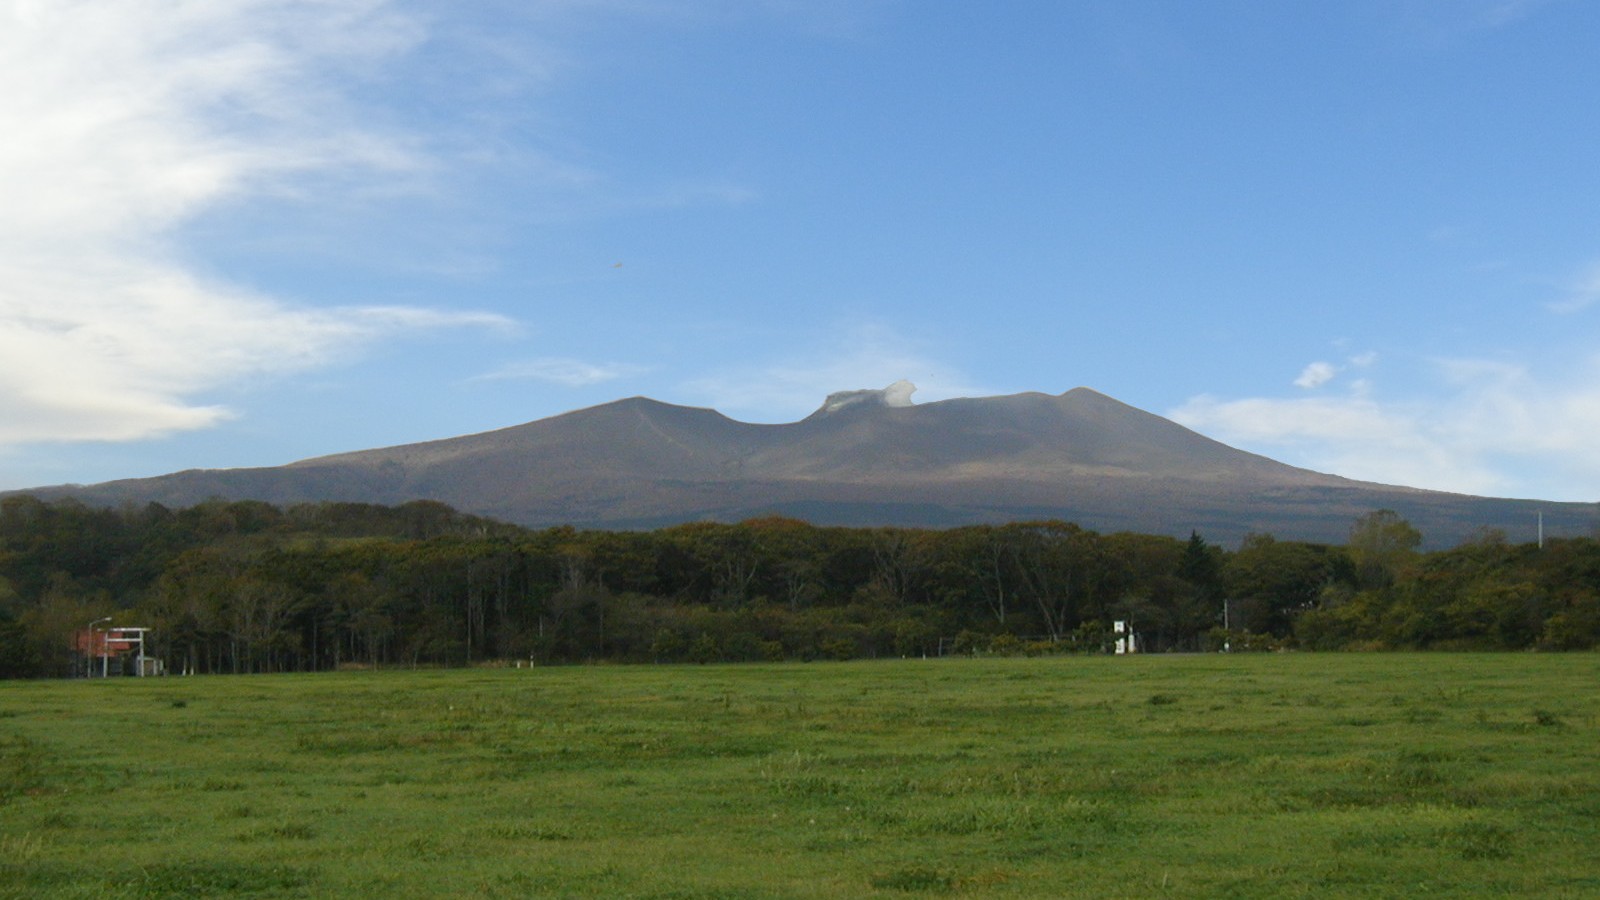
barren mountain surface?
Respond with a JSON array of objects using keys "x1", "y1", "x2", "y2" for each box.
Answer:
[{"x1": 14, "y1": 386, "x2": 1595, "y2": 546}]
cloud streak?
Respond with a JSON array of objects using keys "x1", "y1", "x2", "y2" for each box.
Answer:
[
  {"x1": 472, "y1": 358, "x2": 645, "y2": 387},
  {"x1": 1172, "y1": 356, "x2": 1600, "y2": 501},
  {"x1": 1292, "y1": 361, "x2": 1338, "y2": 389},
  {"x1": 1547, "y1": 263, "x2": 1600, "y2": 314},
  {"x1": 0, "y1": 0, "x2": 505, "y2": 445}
]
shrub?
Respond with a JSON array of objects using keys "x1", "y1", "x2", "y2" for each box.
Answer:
[
  {"x1": 687, "y1": 633, "x2": 720, "y2": 664},
  {"x1": 820, "y1": 638, "x2": 857, "y2": 661},
  {"x1": 987, "y1": 634, "x2": 1023, "y2": 657}
]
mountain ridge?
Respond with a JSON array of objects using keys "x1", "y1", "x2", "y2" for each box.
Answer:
[{"x1": 9, "y1": 385, "x2": 1592, "y2": 547}]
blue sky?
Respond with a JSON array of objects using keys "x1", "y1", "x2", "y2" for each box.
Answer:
[{"x1": 4, "y1": 0, "x2": 1600, "y2": 504}]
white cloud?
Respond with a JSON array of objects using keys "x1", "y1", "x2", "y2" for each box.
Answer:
[
  {"x1": 1477, "y1": 0, "x2": 1554, "y2": 29},
  {"x1": 0, "y1": 258, "x2": 512, "y2": 443},
  {"x1": 1393, "y1": 0, "x2": 1556, "y2": 43},
  {"x1": 1291, "y1": 352, "x2": 1377, "y2": 391},
  {"x1": 0, "y1": 0, "x2": 505, "y2": 446},
  {"x1": 1172, "y1": 356, "x2": 1600, "y2": 501},
  {"x1": 1293, "y1": 361, "x2": 1338, "y2": 389},
  {"x1": 680, "y1": 323, "x2": 987, "y2": 422},
  {"x1": 1547, "y1": 263, "x2": 1600, "y2": 314},
  {"x1": 1171, "y1": 391, "x2": 1502, "y2": 494},
  {"x1": 472, "y1": 358, "x2": 644, "y2": 387}
]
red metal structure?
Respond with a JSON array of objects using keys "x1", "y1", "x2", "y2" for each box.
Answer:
[{"x1": 74, "y1": 624, "x2": 159, "y2": 677}]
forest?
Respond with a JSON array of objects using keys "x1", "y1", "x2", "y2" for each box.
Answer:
[{"x1": 1, "y1": 494, "x2": 1597, "y2": 678}]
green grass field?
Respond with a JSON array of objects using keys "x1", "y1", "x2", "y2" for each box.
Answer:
[{"x1": 3, "y1": 654, "x2": 1598, "y2": 898}]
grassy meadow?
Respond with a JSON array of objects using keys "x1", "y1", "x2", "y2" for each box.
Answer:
[{"x1": 2, "y1": 653, "x2": 1598, "y2": 898}]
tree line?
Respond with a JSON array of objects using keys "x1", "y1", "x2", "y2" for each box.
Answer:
[{"x1": 1, "y1": 495, "x2": 1596, "y2": 677}]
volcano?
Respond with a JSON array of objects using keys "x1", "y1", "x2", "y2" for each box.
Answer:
[{"x1": 14, "y1": 384, "x2": 1596, "y2": 546}]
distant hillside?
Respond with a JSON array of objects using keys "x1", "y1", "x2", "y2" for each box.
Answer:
[{"x1": 13, "y1": 384, "x2": 1597, "y2": 546}]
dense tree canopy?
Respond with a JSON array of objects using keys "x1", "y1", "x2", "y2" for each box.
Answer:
[{"x1": 1, "y1": 498, "x2": 1595, "y2": 677}]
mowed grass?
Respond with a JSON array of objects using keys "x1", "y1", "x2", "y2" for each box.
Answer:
[{"x1": 2, "y1": 654, "x2": 1598, "y2": 898}]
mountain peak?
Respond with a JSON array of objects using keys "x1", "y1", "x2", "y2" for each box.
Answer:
[
  {"x1": 14, "y1": 383, "x2": 1593, "y2": 546},
  {"x1": 811, "y1": 379, "x2": 917, "y2": 417}
]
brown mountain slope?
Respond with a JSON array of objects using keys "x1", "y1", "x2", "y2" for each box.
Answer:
[
  {"x1": 753, "y1": 388, "x2": 1355, "y2": 484},
  {"x1": 13, "y1": 385, "x2": 1597, "y2": 546}
]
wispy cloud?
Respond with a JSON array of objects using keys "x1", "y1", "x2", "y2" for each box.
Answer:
[
  {"x1": 1547, "y1": 263, "x2": 1600, "y2": 314},
  {"x1": 0, "y1": 1, "x2": 507, "y2": 445},
  {"x1": 1172, "y1": 356, "x2": 1600, "y2": 501},
  {"x1": 1476, "y1": 0, "x2": 1555, "y2": 29},
  {"x1": 472, "y1": 357, "x2": 644, "y2": 387},
  {"x1": 1293, "y1": 361, "x2": 1338, "y2": 390},
  {"x1": 1172, "y1": 391, "x2": 1501, "y2": 495},
  {"x1": 1391, "y1": 0, "x2": 1556, "y2": 44},
  {"x1": 1291, "y1": 351, "x2": 1378, "y2": 391},
  {"x1": 680, "y1": 322, "x2": 987, "y2": 422}
]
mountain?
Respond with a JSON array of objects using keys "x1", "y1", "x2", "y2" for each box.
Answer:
[{"x1": 13, "y1": 384, "x2": 1597, "y2": 546}]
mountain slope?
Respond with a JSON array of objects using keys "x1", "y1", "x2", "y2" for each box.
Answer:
[
  {"x1": 12, "y1": 385, "x2": 1595, "y2": 546},
  {"x1": 751, "y1": 388, "x2": 1356, "y2": 484}
]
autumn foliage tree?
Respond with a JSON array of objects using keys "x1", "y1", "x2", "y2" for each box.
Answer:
[{"x1": 1, "y1": 497, "x2": 1596, "y2": 677}]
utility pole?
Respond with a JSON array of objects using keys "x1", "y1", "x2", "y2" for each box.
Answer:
[{"x1": 86, "y1": 616, "x2": 112, "y2": 678}]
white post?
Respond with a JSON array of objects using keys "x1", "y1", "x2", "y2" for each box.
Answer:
[{"x1": 87, "y1": 617, "x2": 112, "y2": 678}]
